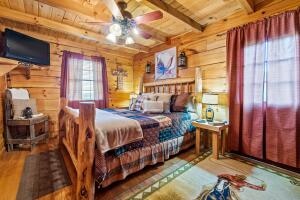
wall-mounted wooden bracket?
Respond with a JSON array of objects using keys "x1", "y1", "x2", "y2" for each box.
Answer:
[{"x1": 18, "y1": 62, "x2": 33, "y2": 80}]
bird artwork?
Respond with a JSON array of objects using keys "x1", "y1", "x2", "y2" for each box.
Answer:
[{"x1": 155, "y1": 47, "x2": 177, "y2": 80}]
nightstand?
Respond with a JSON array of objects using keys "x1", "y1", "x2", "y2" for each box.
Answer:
[{"x1": 192, "y1": 121, "x2": 228, "y2": 159}]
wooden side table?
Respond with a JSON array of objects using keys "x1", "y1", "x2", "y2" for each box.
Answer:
[
  {"x1": 192, "y1": 121, "x2": 228, "y2": 159},
  {"x1": 5, "y1": 115, "x2": 49, "y2": 151}
]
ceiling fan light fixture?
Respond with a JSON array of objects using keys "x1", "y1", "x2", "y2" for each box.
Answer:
[
  {"x1": 125, "y1": 36, "x2": 134, "y2": 45},
  {"x1": 109, "y1": 23, "x2": 122, "y2": 36},
  {"x1": 106, "y1": 33, "x2": 117, "y2": 43}
]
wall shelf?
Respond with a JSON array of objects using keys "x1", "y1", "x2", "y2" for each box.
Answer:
[{"x1": 0, "y1": 57, "x2": 20, "y2": 76}]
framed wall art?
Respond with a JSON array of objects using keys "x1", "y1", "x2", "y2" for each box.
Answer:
[{"x1": 155, "y1": 47, "x2": 177, "y2": 80}]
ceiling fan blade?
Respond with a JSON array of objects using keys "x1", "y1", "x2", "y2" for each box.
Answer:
[
  {"x1": 138, "y1": 29, "x2": 152, "y2": 39},
  {"x1": 134, "y1": 11, "x2": 163, "y2": 24},
  {"x1": 101, "y1": 0, "x2": 123, "y2": 19}
]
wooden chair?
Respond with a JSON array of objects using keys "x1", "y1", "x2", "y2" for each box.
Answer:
[{"x1": 4, "y1": 89, "x2": 49, "y2": 151}]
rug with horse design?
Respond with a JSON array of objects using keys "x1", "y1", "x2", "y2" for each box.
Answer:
[{"x1": 128, "y1": 152, "x2": 300, "y2": 200}]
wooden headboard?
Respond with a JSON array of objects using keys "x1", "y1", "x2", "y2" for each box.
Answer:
[{"x1": 143, "y1": 77, "x2": 195, "y2": 94}]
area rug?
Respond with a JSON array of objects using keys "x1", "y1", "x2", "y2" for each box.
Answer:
[
  {"x1": 129, "y1": 151, "x2": 300, "y2": 200},
  {"x1": 17, "y1": 149, "x2": 71, "y2": 200}
]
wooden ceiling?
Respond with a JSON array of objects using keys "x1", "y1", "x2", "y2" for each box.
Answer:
[{"x1": 0, "y1": 0, "x2": 267, "y2": 54}]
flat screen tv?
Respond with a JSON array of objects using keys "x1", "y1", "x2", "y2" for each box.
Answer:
[{"x1": 2, "y1": 29, "x2": 50, "y2": 65}]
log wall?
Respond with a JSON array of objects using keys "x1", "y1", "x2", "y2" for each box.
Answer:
[
  {"x1": 133, "y1": 0, "x2": 300, "y2": 121},
  {"x1": 0, "y1": 25, "x2": 134, "y2": 153}
]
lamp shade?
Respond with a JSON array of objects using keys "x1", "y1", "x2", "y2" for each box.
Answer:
[{"x1": 202, "y1": 94, "x2": 218, "y2": 105}]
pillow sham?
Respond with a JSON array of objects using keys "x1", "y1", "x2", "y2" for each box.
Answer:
[
  {"x1": 133, "y1": 95, "x2": 144, "y2": 111},
  {"x1": 143, "y1": 100, "x2": 164, "y2": 113},
  {"x1": 133, "y1": 93, "x2": 157, "y2": 111},
  {"x1": 142, "y1": 93, "x2": 157, "y2": 101},
  {"x1": 170, "y1": 94, "x2": 178, "y2": 112},
  {"x1": 129, "y1": 98, "x2": 136, "y2": 110},
  {"x1": 173, "y1": 93, "x2": 190, "y2": 112},
  {"x1": 155, "y1": 93, "x2": 173, "y2": 113}
]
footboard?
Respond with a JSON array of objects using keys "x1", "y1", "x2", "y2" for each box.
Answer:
[{"x1": 59, "y1": 99, "x2": 96, "y2": 200}]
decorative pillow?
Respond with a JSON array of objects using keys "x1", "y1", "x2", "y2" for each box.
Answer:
[
  {"x1": 129, "y1": 98, "x2": 136, "y2": 111},
  {"x1": 155, "y1": 93, "x2": 173, "y2": 113},
  {"x1": 170, "y1": 94, "x2": 178, "y2": 112},
  {"x1": 12, "y1": 98, "x2": 38, "y2": 119},
  {"x1": 173, "y1": 93, "x2": 190, "y2": 112},
  {"x1": 143, "y1": 100, "x2": 164, "y2": 113},
  {"x1": 142, "y1": 93, "x2": 157, "y2": 101},
  {"x1": 133, "y1": 95, "x2": 144, "y2": 111}
]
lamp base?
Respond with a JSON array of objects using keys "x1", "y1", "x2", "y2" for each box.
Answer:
[{"x1": 205, "y1": 107, "x2": 214, "y2": 122}]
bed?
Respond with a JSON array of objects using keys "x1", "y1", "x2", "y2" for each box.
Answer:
[{"x1": 59, "y1": 78, "x2": 197, "y2": 199}]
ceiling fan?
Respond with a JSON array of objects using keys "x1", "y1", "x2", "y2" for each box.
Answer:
[{"x1": 86, "y1": 0, "x2": 163, "y2": 45}]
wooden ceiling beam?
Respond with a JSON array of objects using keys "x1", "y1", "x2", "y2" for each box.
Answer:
[
  {"x1": 138, "y1": 24, "x2": 168, "y2": 43},
  {"x1": 39, "y1": 0, "x2": 167, "y2": 42},
  {"x1": 140, "y1": 0, "x2": 205, "y2": 32},
  {"x1": 236, "y1": 0, "x2": 255, "y2": 14},
  {"x1": 0, "y1": 6, "x2": 149, "y2": 52}
]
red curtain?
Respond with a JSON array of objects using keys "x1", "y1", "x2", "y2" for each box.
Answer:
[
  {"x1": 227, "y1": 8, "x2": 300, "y2": 168},
  {"x1": 265, "y1": 10, "x2": 300, "y2": 168},
  {"x1": 60, "y1": 51, "x2": 109, "y2": 109}
]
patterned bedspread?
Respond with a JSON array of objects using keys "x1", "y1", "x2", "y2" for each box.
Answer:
[
  {"x1": 94, "y1": 109, "x2": 197, "y2": 188},
  {"x1": 103, "y1": 108, "x2": 197, "y2": 156}
]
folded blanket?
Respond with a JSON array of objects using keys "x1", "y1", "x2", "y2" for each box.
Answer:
[
  {"x1": 95, "y1": 109, "x2": 143, "y2": 153},
  {"x1": 63, "y1": 107, "x2": 143, "y2": 154},
  {"x1": 9, "y1": 88, "x2": 30, "y2": 100}
]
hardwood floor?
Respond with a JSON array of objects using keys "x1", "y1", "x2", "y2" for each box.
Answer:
[{"x1": 0, "y1": 138, "x2": 197, "y2": 200}]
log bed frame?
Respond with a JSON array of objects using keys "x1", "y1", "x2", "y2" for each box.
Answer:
[
  {"x1": 59, "y1": 76, "x2": 197, "y2": 200},
  {"x1": 59, "y1": 99, "x2": 96, "y2": 200}
]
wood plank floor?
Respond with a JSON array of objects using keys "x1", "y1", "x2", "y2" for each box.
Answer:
[{"x1": 0, "y1": 138, "x2": 197, "y2": 200}]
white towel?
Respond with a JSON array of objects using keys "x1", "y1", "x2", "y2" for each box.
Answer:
[
  {"x1": 32, "y1": 113, "x2": 44, "y2": 118},
  {"x1": 9, "y1": 88, "x2": 30, "y2": 100}
]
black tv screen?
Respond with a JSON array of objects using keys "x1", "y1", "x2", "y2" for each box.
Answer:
[{"x1": 3, "y1": 29, "x2": 50, "y2": 65}]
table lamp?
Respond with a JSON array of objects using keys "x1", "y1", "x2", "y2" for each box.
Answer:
[{"x1": 202, "y1": 93, "x2": 219, "y2": 122}]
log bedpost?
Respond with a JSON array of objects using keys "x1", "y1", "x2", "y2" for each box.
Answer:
[
  {"x1": 58, "y1": 98, "x2": 68, "y2": 144},
  {"x1": 76, "y1": 102, "x2": 96, "y2": 200}
]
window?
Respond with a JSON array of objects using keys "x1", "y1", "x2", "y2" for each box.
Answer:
[
  {"x1": 244, "y1": 35, "x2": 298, "y2": 109},
  {"x1": 82, "y1": 59, "x2": 95, "y2": 100},
  {"x1": 67, "y1": 56, "x2": 104, "y2": 101}
]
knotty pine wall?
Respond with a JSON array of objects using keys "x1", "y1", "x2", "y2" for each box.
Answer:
[
  {"x1": 0, "y1": 25, "x2": 134, "y2": 154},
  {"x1": 133, "y1": 0, "x2": 300, "y2": 121},
  {"x1": 133, "y1": 34, "x2": 228, "y2": 121}
]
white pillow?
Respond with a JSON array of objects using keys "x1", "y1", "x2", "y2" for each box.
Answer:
[
  {"x1": 155, "y1": 93, "x2": 173, "y2": 113},
  {"x1": 143, "y1": 100, "x2": 164, "y2": 113},
  {"x1": 142, "y1": 93, "x2": 157, "y2": 101},
  {"x1": 140, "y1": 93, "x2": 157, "y2": 110}
]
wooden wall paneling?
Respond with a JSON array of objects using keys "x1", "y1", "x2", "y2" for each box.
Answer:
[
  {"x1": 0, "y1": 22, "x2": 137, "y2": 57},
  {"x1": 0, "y1": 23, "x2": 135, "y2": 141},
  {"x1": 133, "y1": 1, "x2": 300, "y2": 121},
  {"x1": 8, "y1": 0, "x2": 25, "y2": 12}
]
